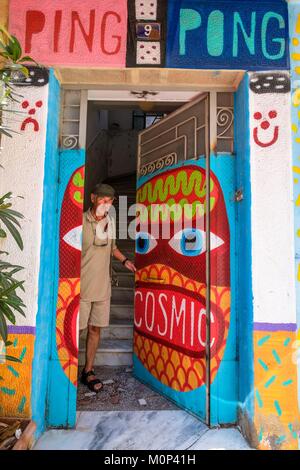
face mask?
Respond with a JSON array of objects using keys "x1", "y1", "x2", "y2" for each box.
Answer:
[{"x1": 95, "y1": 204, "x2": 107, "y2": 217}]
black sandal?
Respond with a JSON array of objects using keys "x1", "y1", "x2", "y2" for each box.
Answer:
[{"x1": 80, "y1": 369, "x2": 103, "y2": 393}]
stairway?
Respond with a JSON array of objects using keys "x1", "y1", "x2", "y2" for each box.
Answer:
[{"x1": 78, "y1": 173, "x2": 137, "y2": 367}]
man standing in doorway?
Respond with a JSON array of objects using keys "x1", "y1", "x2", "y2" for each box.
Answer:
[{"x1": 79, "y1": 183, "x2": 136, "y2": 392}]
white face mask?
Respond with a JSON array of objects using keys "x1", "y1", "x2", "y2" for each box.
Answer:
[{"x1": 95, "y1": 204, "x2": 108, "y2": 217}]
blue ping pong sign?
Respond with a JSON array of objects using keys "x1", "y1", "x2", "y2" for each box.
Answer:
[{"x1": 166, "y1": 0, "x2": 289, "y2": 70}]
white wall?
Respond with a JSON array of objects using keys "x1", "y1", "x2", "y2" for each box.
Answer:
[
  {"x1": 0, "y1": 84, "x2": 49, "y2": 327},
  {"x1": 249, "y1": 71, "x2": 296, "y2": 324}
]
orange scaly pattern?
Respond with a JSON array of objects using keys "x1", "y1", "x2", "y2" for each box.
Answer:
[{"x1": 56, "y1": 277, "x2": 80, "y2": 386}]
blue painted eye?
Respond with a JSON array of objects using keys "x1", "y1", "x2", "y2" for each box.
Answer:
[
  {"x1": 136, "y1": 232, "x2": 157, "y2": 255},
  {"x1": 169, "y1": 228, "x2": 224, "y2": 256}
]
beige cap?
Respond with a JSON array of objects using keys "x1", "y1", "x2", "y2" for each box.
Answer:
[{"x1": 91, "y1": 183, "x2": 116, "y2": 199}]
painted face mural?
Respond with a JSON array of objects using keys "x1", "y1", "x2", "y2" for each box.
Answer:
[
  {"x1": 134, "y1": 164, "x2": 230, "y2": 391},
  {"x1": 56, "y1": 166, "x2": 84, "y2": 385},
  {"x1": 250, "y1": 73, "x2": 291, "y2": 151},
  {"x1": 253, "y1": 109, "x2": 279, "y2": 148},
  {"x1": 20, "y1": 99, "x2": 43, "y2": 132}
]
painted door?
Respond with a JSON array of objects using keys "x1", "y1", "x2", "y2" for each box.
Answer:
[{"x1": 133, "y1": 94, "x2": 235, "y2": 423}]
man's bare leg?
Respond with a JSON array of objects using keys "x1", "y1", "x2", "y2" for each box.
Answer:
[{"x1": 83, "y1": 325, "x2": 102, "y2": 391}]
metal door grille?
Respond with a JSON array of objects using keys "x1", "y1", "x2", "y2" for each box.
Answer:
[{"x1": 137, "y1": 93, "x2": 209, "y2": 177}]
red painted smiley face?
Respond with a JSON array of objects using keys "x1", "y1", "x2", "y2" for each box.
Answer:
[
  {"x1": 253, "y1": 110, "x2": 279, "y2": 148},
  {"x1": 20, "y1": 99, "x2": 43, "y2": 132}
]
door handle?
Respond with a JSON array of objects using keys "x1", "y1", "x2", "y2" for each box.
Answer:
[{"x1": 145, "y1": 277, "x2": 165, "y2": 284}]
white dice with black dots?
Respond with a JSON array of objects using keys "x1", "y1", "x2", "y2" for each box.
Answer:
[
  {"x1": 135, "y1": 0, "x2": 157, "y2": 20},
  {"x1": 137, "y1": 41, "x2": 161, "y2": 65}
]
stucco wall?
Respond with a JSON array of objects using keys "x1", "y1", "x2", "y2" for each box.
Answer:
[
  {"x1": 289, "y1": 0, "x2": 300, "y2": 448},
  {"x1": 0, "y1": 71, "x2": 50, "y2": 417},
  {"x1": 0, "y1": 83, "x2": 49, "y2": 327},
  {"x1": 248, "y1": 71, "x2": 300, "y2": 449}
]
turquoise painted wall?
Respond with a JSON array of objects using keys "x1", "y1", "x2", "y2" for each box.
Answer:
[
  {"x1": 234, "y1": 74, "x2": 254, "y2": 421},
  {"x1": 31, "y1": 69, "x2": 61, "y2": 437}
]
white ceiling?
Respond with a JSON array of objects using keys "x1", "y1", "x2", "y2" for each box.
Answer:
[{"x1": 88, "y1": 89, "x2": 202, "y2": 102}]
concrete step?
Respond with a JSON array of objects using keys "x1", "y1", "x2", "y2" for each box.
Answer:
[
  {"x1": 110, "y1": 303, "x2": 133, "y2": 320},
  {"x1": 111, "y1": 286, "x2": 134, "y2": 304},
  {"x1": 112, "y1": 272, "x2": 135, "y2": 287},
  {"x1": 102, "y1": 318, "x2": 133, "y2": 340},
  {"x1": 112, "y1": 254, "x2": 136, "y2": 265},
  {"x1": 78, "y1": 338, "x2": 133, "y2": 366},
  {"x1": 80, "y1": 316, "x2": 133, "y2": 340},
  {"x1": 112, "y1": 261, "x2": 135, "y2": 273},
  {"x1": 114, "y1": 240, "x2": 135, "y2": 248},
  {"x1": 102, "y1": 325, "x2": 133, "y2": 340}
]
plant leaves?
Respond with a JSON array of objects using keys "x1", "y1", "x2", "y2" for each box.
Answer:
[
  {"x1": 0, "y1": 303, "x2": 16, "y2": 324},
  {"x1": 0, "y1": 280, "x2": 24, "y2": 298},
  {"x1": 0, "y1": 355, "x2": 22, "y2": 363},
  {"x1": 0, "y1": 127, "x2": 12, "y2": 138},
  {"x1": 0, "y1": 216, "x2": 23, "y2": 250},
  {"x1": 0, "y1": 312, "x2": 8, "y2": 342}
]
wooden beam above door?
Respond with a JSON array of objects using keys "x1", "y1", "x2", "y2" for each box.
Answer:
[{"x1": 54, "y1": 67, "x2": 244, "y2": 92}]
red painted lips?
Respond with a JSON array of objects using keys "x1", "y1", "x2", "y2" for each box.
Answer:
[{"x1": 134, "y1": 283, "x2": 225, "y2": 359}]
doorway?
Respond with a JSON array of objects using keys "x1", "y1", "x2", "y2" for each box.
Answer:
[{"x1": 77, "y1": 99, "x2": 189, "y2": 413}]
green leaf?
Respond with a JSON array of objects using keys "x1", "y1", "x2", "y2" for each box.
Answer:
[
  {"x1": 13, "y1": 38, "x2": 22, "y2": 60},
  {"x1": 14, "y1": 65, "x2": 29, "y2": 78},
  {"x1": 0, "y1": 312, "x2": 8, "y2": 342},
  {"x1": 2, "y1": 208, "x2": 24, "y2": 219},
  {"x1": 0, "y1": 127, "x2": 12, "y2": 138},
  {"x1": 0, "y1": 228, "x2": 6, "y2": 238},
  {"x1": 19, "y1": 56, "x2": 37, "y2": 64},
  {"x1": 0, "y1": 303, "x2": 16, "y2": 324},
  {"x1": 3, "y1": 300, "x2": 25, "y2": 317},
  {"x1": 0, "y1": 211, "x2": 22, "y2": 228},
  {"x1": 0, "y1": 216, "x2": 23, "y2": 250},
  {"x1": 0, "y1": 355, "x2": 22, "y2": 363},
  {"x1": 4, "y1": 294, "x2": 26, "y2": 307},
  {"x1": 0, "y1": 280, "x2": 24, "y2": 298},
  {"x1": 0, "y1": 25, "x2": 12, "y2": 39},
  {"x1": 0, "y1": 193, "x2": 12, "y2": 204},
  {"x1": 5, "y1": 267, "x2": 24, "y2": 276}
]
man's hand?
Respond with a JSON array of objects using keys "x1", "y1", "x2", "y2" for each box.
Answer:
[
  {"x1": 112, "y1": 248, "x2": 137, "y2": 272},
  {"x1": 124, "y1": 259, "x2": 136, "y2": 272}
]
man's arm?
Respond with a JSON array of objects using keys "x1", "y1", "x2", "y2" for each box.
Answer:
[{"x1": 112, "y1": 247, "x2": 136, "y2": 272}]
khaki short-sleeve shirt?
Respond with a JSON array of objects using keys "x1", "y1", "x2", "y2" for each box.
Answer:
[{"x1": 80, "y1": 209, "x2": 117, "y2": 302}]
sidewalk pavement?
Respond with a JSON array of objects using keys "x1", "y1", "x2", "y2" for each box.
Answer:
[{"x1": 33, "y1": 410, "x2": 252, "y2": 450}]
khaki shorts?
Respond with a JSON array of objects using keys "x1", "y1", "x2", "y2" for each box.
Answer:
[{"x1": 79, "y1": 299, "x2": 110, "y2": 329}]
